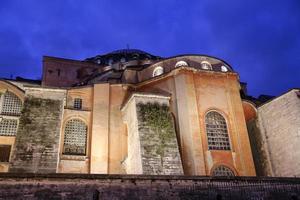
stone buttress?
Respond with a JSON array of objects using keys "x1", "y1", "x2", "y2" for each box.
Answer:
[
  {"x1": 9, "y1": 87, "x2": 66, "y2": 173},
  {"x1": 122, "y1": 93, "x2": 183, "y2": 175}
]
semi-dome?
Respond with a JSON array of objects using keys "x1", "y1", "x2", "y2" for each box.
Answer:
[{"x1": 85, "y1": 49, "x2": 161, "y2": 66}]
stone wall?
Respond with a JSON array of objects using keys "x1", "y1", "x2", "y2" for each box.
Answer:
[
  {"x1": 42, "y1": 56, "x2": 98, "y2": 87},
  {"x1": 122, "y1": 93, "x2": 183, "y2": 175},
  {"x1": 255, "y1": 89, "x2": 300, "y2": 177},
  {"x1": 0, "y1": 173, "x2": 299, "y2": 200},
  {"x1": 122, "y1": 94, "x2": 143, "y2": 174},
  {"x1": 246, "y1": 118, "x2": 273, "y2": 176},
  {"x1": 9, "y1": 88, "x2": 66, "y2": 173},
  {"x1": 137, "y1": 102, "x2": 183, "y2": 175}
]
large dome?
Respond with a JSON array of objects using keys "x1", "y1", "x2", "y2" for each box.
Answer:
[
  {"x1": 108, "y1": 49, "x2": 152, "y2": 55},
  {"x1": 85, "y1": 49, "x2": 161, "y2": 66}
]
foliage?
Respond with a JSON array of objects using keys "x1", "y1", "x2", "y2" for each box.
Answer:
[{"x1": 138, "y1": 102, "x2": 174, "y2": 158}]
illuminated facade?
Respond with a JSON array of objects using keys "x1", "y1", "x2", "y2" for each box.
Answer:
[{"x1": 0, "y1": 49, "x2": 294, "y2": 177}]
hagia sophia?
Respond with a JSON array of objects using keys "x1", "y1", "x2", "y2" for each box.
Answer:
[{"x1": 0, "y1": 49, "x2": 299, "y2": 179}]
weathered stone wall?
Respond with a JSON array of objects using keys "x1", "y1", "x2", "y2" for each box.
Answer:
[
  {"x1": 256, "y1": 89, "x2": 300, "y2": 177},
  {"x1": 137, "y1": 102, "x2": 183, "y2": 175},
  {"x1": 9, "y1": 88, "x2": 66, "y2": 173},
  {"x1": 0, "y1": 173, "x2": 299, "y2": 200},
  {"x1": 246, "y1": 118, "x2": 273, "y2": 176},
  {"x1": 122, "y1": 94, "x2": 143, "y2": 174},
  {"x1": 122, "y1": 93, "x2": 183, "y2": 175}
]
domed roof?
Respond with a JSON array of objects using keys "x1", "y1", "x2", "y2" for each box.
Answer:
[
  {"x1": 85, "y1": 49, "x2": 161, "y2": 65},
  {"x1": 108, "y1": 49, "x2": 152, "y2": 55}
]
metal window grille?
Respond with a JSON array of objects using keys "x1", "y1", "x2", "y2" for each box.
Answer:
[
  {"x1": 63, "y1": 119, "x2": 87, "y2": 155},
  {"x1": 1, "y1": 91, "x2": 22, "y2": 116},
  {"x1": 212, "y1": 165, "x2": 235, "y2": 176},
  {"x1": 205, "y1": 111, "x2": 231, "y2": 150},
  {"x1": 0, "y1": 119, "x2": 18, "y2": 136},
  {"x1": 73, "y1": 98, "x2": 82, "y2": 110},
  {"x1": 0, "y1": 145, "x2": 11, "y2": 162}
]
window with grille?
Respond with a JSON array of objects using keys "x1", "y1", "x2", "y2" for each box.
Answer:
[
  {"x1": 212, "y1": 165, "x2": 235, "y2": 176},
  {"x1": 73, "y1": 98, "x2": 82, "y2": 110},
  {"x1": 0, "y1": 145, "x2": 11, "y2": 162},
  {"x1": 201, "y1": 61, "x2": 212, "y2": 70},
  {"x1": 1, "y1": 91, "x2": 22, "y2": 116},
  {"x1": 63, "y1": 119, "x2": 87, "y2": 155},
  {"x1": 175, "y1": 61, "x2": 188, "y2": 68},
  {"x1": 205, "y1": 111, "x2": 231, "y2": 150},
  {"x1": 0, "y1": 119, "x2": 18, "y2": 136}
]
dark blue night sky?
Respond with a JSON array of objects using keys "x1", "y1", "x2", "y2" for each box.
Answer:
[{"x1": 0, "y1": 0, "x2": 299, "y2": 96}]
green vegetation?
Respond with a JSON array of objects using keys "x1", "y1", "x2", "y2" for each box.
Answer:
[{"x1": 138, "y1": 102, "x2": 174, "y2": 158}]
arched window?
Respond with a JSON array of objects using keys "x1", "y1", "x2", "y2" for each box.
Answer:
[
  {"x1": 212, "y1": 165, "x2": 235, "y2": 176},
  {"x1": 0, "y1": 91, "x2": 22, "y2": 137},
  {"x1": 221, "y1": 65, "x2": 228, "y2": 72},
  {"x1": 205, "y1": 111, "x2": 231, "y2": 150},
  {"x1": 152, "y1": 66, "x2": 164, "y2": 77},
  {"x1": 120, "y1": 57, "x2": 126, "y2": 63},
  {"x1": 108, "y1": 58, "x2": 114, "y2": 65},
  {"x1": 175, "y1": 61, "x2": 188, "y2": 68},
  {"x1": 1, "y1": 91, "x2": 22, "y2": 116},
  {"x1": 63, "y1": 119, "x2": 87, "y2": 155},
  {"x1": 201, "y1": 61, "x2": 212, "y2": 70}
]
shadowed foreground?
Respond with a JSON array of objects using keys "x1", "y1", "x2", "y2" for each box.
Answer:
[{"x1": 0, "y1": 173, "x2": 299, "y2": 200}]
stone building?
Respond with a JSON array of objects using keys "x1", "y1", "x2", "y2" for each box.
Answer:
[
  {"x1": 0, "y1": 49, "x2": 296, "y2": 178},
  {"x1": 246, "y1": 89, "x2": 300, "y2": 177}
]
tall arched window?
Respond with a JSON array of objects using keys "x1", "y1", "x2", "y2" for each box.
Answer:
[
  {"x1": 205, "y1": 111, "x2": 231, "y2": 150},
  {"x1": 63, "y1": 119, "x2": 87, "y2": 155},
  {"x1": 0, "y1": 91, "x2": 22, "y2": 137},
  {"x1": 1, "y1": 91, "x2": 22, "y2": 116},
  {"x1": 212, "y1": 165, "x2": 235, "y2": 176}
]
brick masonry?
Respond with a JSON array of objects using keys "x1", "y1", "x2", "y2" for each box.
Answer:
[
  {"x1": 9, "y1": 92, "x2": 64, "y2": 173},
  {"x1": 0, "y1": 173, "x2": 299, "y2": 200}
]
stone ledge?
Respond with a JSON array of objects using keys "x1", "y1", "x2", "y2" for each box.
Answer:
[
  {"x1": 60, "y1": 155, "x2": 89, "y2": 161},
  {"x1": 0, "y1": 173, "x2": 299, "y2": 200},
  {"x1": 0, "y1": 173, "x2": 299, "y2": 183}
]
